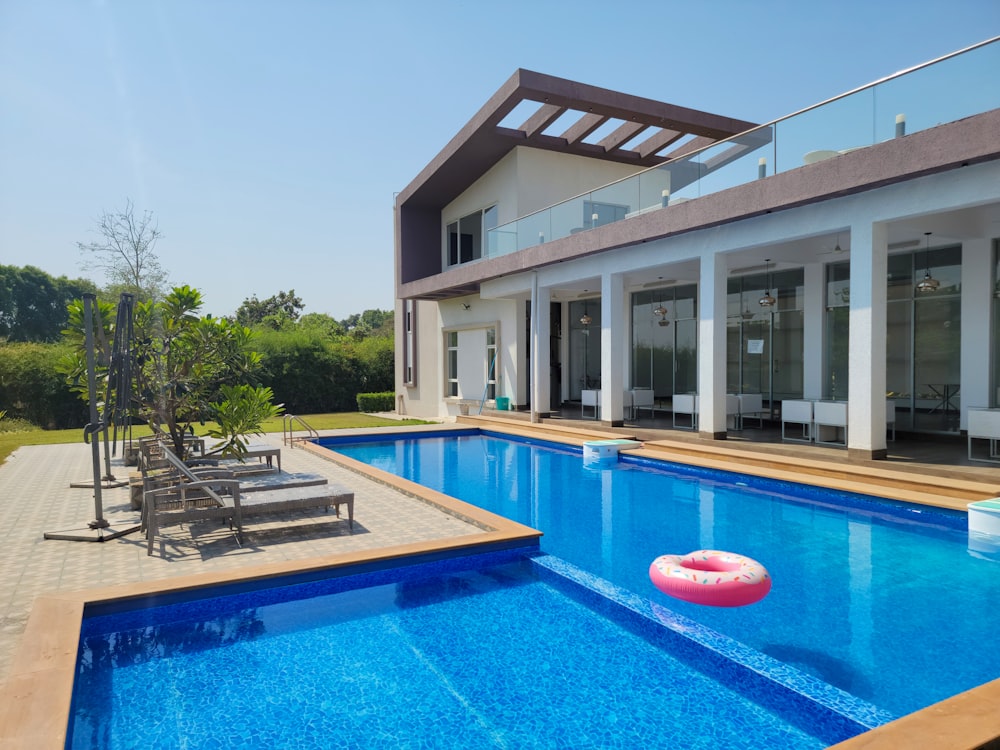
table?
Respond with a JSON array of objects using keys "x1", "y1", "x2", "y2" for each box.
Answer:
[
  {"x1": 968, "y1": 407, "x2": 1000, "y2": 463},
  {"x1": 582, "y1": 389, "x2": 600, "y2": 419},
  {"x1": 927, "y1": 383, "x2": 960, "y2": 415}
]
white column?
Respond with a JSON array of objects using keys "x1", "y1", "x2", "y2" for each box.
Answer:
[
  {"x1": 961, "y1": 238, "x2": 992, "y2": 427},
  {"x1": 531, "y1": 278, "x2": 551, "y2": 421},
  {"x1": 559, "y1": 304, "x2": 570, "y2": 406},
  {"x1": 601, "y1": 272, "x2": 626, "y2": 424},
  {"x1": 698, "y1": 251, "x2": 728, "y2": 437},
  {"x1": 848, "y1": 221, "x2": 888, "y2": 456},
  {"x1": 803, "y1": 262, "x2": 825, "y2": 400},
  {"x1": 514, "y1": 299, "x2": 529, "y2": 410}
]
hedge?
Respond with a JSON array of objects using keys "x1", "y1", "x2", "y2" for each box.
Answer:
[
  {"x1": 356, "y1": 392, "x2": 395, "y2": 413},
  {"x1": 0, "y1": 342, "x2": 88, "y2": 428}
]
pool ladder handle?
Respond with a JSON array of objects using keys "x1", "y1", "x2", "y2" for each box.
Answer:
[{"x1": 283, "y1": 414, "x2": 319, "y2": 448}]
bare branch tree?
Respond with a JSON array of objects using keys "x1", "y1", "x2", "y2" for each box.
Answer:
[{"x1": 77, "y1": 199, "x2": 169, "y2": 301}]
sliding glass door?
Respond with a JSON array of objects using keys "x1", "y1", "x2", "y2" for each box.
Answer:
[{"x1": 886, "y1": 246, "x2": 962, "y2": 433}]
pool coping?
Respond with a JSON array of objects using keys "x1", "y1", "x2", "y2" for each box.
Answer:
[{"x1": 3, "y1": 423, "x2": 1000, "y2": 749}]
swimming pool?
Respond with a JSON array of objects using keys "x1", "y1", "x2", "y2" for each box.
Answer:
[
  {"x1": 320, "y1": 429, "x2": 1000, "y2": 719},
  {"x1": 70, "y1": 548, "x2": 865, "y2": 749}
]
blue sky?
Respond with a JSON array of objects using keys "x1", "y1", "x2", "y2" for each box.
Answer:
[{"x1": 1, "y1": 1, "x2": 997, "y2": 320}]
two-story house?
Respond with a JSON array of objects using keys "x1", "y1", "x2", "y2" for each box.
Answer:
[{"x1": 394, "y1": 37, "x2": 1000, "y2": 460}]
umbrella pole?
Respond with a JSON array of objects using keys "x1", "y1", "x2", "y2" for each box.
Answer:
[{"x1": 83, "y1": 294, "x2": 108, "y2": 529}]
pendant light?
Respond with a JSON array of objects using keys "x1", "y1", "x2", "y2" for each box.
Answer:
[
  {"x1": 758, "y1": 259, "x2": 776, "y2": 308},
  {"x1": 653, "y1": 296, "x2": 669, "y2": 327},
  {"x1": 580, "y1": 299, "x2": 592, "y2": 328},
  {"x1": 915, "y1": 232, "x2": 940, "y2": 293}
]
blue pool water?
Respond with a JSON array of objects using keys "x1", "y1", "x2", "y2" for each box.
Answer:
[
  {"x1": 322, "y1": 430, "x2": 1000, "y2": 719},
  {"x1": 70, "y1": 551, "x2": 851, "y2": 749}
]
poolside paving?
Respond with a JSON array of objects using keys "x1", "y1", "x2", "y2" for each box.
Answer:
[{"x1": 0, "y1": 431, "x2": 483, "y2": 686}]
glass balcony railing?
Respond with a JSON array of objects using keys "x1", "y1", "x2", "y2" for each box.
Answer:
[{"x1": 484, "y1": 37, "x2": 1000, "y2": 259}]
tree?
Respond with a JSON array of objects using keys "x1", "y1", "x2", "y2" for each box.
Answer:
[
  {"x1": 234, "y1": 289, "x2": 304, "y2": 329},
  {"x1": 0, "y1": 265, "x2": 97, "y2": 342},
  {"x1": 60, "y1": 286, "x2": 282, "y2": 458},
  {"x1": 77, "y1": 199, "x2": 168, "y2": 302},
  {"x1": 340, "y1": 308, "x2": 392, "y2": 339},
  {"x1": 297, "y1": 312, "x2": 345, "y2": 339}
]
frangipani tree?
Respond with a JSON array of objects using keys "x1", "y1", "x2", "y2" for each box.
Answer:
[{"x1": 61, "y1": 285, "x2": 282, "y2": 459}]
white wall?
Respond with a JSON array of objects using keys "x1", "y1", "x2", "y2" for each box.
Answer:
[
  {"x1": 513, "y1": 148, "x2": 640, "y2": 218},
  {"x1": 442, "y1": 147, "x2": 641, "y2": 228},
  {"x1": 443, "y1": 151, "x2": 519, "y2": 226},
  {"x1": 397, "y1": 296, "x2": 519, "y2": 419},
  {"x1": 395, "y1": 298, "x2": 446, "y2": 418}
]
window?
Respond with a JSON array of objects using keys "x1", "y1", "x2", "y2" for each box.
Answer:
[
  {"x1": 886, "y1": 246, "x2": 962, "y2": 433},
  {"x1": 994, "y1": 240, "x2": 1000, "y2": 406},
  {"x1": 443, "y1": 326, "x2": 499, "y2": 401},
  {"x1": 631, "y1": 286, "x2": 697, "y2": 401},
  {"x1": 825, "y1": 262, "x2": 850, "y2": 399},
  {"x1": 486, "y1": 328, "x2": 497, "y2": 400},
  {"x1": 446, "y1": 331, "x2": 458, "y2": 397},
  {"x1": 725, "y1": 269, "x2": 804, "y2": 403},
  {"x1": 402, "y1": 299, "x2": 416, "y2": 386},
  {"x1": 446, "y1": 205, "x2": 497, "y2": 267}
]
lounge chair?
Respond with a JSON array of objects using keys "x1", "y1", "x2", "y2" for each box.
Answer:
[
  {"x1": 131, "y1": 439, "x2": 314, "y2": 510},
  {"x1": 198, "y1": 439, "x2": 282, "y2": 472},
  {"x1": 143, "y1": 444, "x2": 354, "y2": 555}
]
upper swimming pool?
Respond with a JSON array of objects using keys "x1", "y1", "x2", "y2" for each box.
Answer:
[{"x1": 320, "y1": 429, "x2": 1000, "y2": 719}]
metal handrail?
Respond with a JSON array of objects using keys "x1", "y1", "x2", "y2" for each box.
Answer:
[{"x1": 282, "y1": 414, "x2": 319, "y2": 448}]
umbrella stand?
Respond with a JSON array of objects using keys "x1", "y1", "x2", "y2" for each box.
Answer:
[{"x1": 45, "y1": 294, "x2": 138, "y2": 542}]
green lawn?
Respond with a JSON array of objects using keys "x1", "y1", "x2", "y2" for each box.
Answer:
[{"x1": 0, "y1": 412, "x2": 432, "y2": 465}]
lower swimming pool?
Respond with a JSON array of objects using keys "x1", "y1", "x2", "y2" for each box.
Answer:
[
  {"x1": 320, "y1": 429, "x2": 1000, "y2": 719},
  {"x1": 71, "y1": 549, "x2": 862, "y2": 749}
]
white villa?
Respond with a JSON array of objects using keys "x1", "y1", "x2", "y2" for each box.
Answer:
[{"x1": 394, "y1": 37, "x2": 1000, "y2": 461}]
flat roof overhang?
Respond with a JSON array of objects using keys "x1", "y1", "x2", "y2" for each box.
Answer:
[
  {"x1": 396, "y1": 68, "x2": 761, "y2": 212},
  {"x1": 397, "y1": 107, "x2": 1000, "y2": 302}
]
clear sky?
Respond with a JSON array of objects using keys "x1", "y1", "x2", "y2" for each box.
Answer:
[{"x1": 2, "y1": 1, "x2": 997, "y2": 320}]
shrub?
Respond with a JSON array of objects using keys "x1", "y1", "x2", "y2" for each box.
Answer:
[
  {"x1": 0, "y1": 415, "x2": 38, "y2": 433},
  {"x1": 254, "y1": 329, "x2": 363, "y2": 413},
  {"x1": 0, "y1": 342, "x2": 88, "y2": 428},
  {"x1": 356, "y1": 392, "x2": 395, "y2": 413}
]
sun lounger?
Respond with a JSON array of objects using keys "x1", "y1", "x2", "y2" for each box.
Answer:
[
  {"x1": 143, "y1": 444, "x2": 354, "y2": 555},
  {"x1": 199, "y1": 440, "x2": 282, "y2": 472}
]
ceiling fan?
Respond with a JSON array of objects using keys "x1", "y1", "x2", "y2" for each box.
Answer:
[{"x1": 818, "y1": 233, "x2": 849, "y2": 256}]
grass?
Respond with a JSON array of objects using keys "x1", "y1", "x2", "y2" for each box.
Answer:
[{"x1": 0, "y1": 412, "x2": 433, "y2": 465}]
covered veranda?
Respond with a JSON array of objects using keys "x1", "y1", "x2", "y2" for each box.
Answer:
[{"x1": 489, "y1": 157, "x2": 1000, "y2": 462}]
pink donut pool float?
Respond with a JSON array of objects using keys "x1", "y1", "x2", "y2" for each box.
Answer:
[{"x1": 649, "y1": 549, "x2": 771, "y2": 607}]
